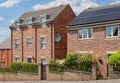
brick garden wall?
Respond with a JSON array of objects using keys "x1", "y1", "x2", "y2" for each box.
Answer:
[
  {"x1": 0, "y1": 72, "x2": 40, "y2": 81},
  {"x1": 108, "y1": 63, "x2": 120, "y2": 79},
  {"x1": 47, "y1": 62, "x2": 96, "y2": 81}
]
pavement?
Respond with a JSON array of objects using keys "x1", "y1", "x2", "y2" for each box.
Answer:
[{"x1": 0, "y1": 79, "x2": 120, "y2": 83}]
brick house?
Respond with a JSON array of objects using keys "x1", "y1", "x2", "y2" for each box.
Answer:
[
  {"x1": 10, "y1": 4, "x2": 75, "y2": 64},
  {"x1": 67, "y1": 4, "x2": 120, "y2": 78},
  {"x1": 0, "y1": 37, "x2": 11, "y2": 68}
]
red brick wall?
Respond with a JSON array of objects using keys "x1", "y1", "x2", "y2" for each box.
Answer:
[
  {"x1": 53, "y1": 5, "x2": 76, "y2": 59},
  {"x1": 67, "y1": 24, "x2": 120, "y2": 78},
  {"x1": 11, "y1": 5, "x2": 75, "y2": 64},
  {"x1": 0, "y1": 49, "x2": 11, "y2": 67}
]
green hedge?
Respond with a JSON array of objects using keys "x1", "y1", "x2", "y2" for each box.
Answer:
[
  {"x1": 49, "y1": 53, "x2": 94, "y2": 72},
  {"x1": 0, "y1": 68, "x2": 10, "y2": 72},
  {"x1": 10, "y1": 62, "x2": 38, "y2": 73}
]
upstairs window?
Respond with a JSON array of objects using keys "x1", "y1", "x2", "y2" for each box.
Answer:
[
  {"x1": 15, "y1": 39, "x2": 20, "y2": 49},
  {"x1": 40, "y1": 14, "x2": 46, "y2": 28},
  {"x1": 41, "y1": 37, "x2": 46, "y2": 49},
  {"x1": 106, "y1": 25, "x2": 119, "y2": 38},
  {"x1": 26, "y1": 17, "x2": 33, "y2": 27},
  {"x1": 27, "y1": 38, "x2": 32, "y2": 46},
  {"x1": 78, "y1": 28, "x2": 93, "y2": 40},
  {"x1": 1, "y1": 50, "x2": 4, "y2": 59},
  {"x1": 15, "y1": 20, "x2": 20, "y2": 31}
]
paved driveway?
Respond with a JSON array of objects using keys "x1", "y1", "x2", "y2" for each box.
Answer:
[{"x1": 0, "y1": 80, "x2": 120, "y2": 83}]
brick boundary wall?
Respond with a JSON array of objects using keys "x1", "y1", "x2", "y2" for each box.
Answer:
[
  {"x1": 46, "y1": 62, "x2": 97, "y2": 81},
  {"x1": 108, "y1": 63, "x2": 120, "y2": 79}
]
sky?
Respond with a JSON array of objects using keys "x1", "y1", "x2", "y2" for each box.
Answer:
[{"x1": 0, "y1": 0, "x2": 120, "y2": 42}]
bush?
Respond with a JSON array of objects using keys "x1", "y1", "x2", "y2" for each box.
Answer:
[
  {"x1": 10, "y1": 62, "x2": 21, "y2": 73},
  {"x1": 0, "y1": 68, "x2": 10, "y2": 72},
  {"x1": 49, "y1": 60, "x2": 64, "y2": 72},
  {"x1": 10, "y1": 62, "x2": 38, "y2": 73},
  {"x1": 21, "y1": 63, "x2": 38, "y2": 73},
  {"x1": 109, "y1": 51, "x2": 120, "y2": 71}
]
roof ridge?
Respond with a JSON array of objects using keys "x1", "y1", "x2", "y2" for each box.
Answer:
[{"x1": 85, "y1": 3, "x2": 120, "y2": 12}]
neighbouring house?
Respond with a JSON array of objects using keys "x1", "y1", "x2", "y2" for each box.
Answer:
[
  {"x1": 67, "y1": 4, "x2": 120, "y2": 78},
  {"x1": 10, "y1": 4, "x2": 75, "y2": 64},
  {"x1": 0, "y1": 37, "x2": 11, "y2": 68}
]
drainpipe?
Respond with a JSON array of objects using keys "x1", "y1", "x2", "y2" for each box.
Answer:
[
  {"x1": 50, "y1": 23, "x2": 54, "y2": 60},
  {"x1": 34, "y1": 24, "x2": 37, "y2": 63},
  {"x1": 21, "y1": 27, "x2": 24, "y2": 62},
  {"x1": 10, "y1": 27, "x2": 13, "y2": 63}
]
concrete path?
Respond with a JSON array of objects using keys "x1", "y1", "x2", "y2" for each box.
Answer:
[{"x1": 0, "y1": 80, "x2": 120, "y2": 83}]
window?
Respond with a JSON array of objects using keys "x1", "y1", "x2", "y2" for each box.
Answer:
[
  {"x1": 27, "y1": 58, "x2": 32, "y2": 63},
  {"x1": 15, "y1": 39, "x2": 20, "y2": 49},
  {"x1": 106, "y1": 25, "x2": 119, "y2": 38},
  {"x1": 26, "y1": 17, "x2": 33, "y2": 27},
  {"x1": 41, "y1": 58, "x2": 46, "y2": 65},
  {"x1": 15, "y1": 20, "x2": 20, "y2": 31},
  {"x1": 1, "y1": 50, "x2": 4, "y2": 59},
  {"x1": 1, "y1": 62, "x2": 5, "y2": 68},
  {"x1": 41, "y1": 37, "x2": 46, "y2": 49},
  {"x1": 40, "y1": 14, "x2": 46, "y2": 28},
  {"x1": 15, "y1": 57, "x2": 19, "y2": 62},
  {"x1": 78, "y1": 28, "x2": 93, "y2": 39},
  {"x1": 27, "y1": 38, "x2": 32, "y2": 46},
  {"x1": 55, "y1": 33, "x2": 61, "y2": 42}
]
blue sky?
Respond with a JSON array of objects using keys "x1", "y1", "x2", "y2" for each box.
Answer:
[{"x1": 0, "y1": 0, "x2": 120, "y2": 42}]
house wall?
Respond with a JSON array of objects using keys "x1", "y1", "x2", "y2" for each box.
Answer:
[
  {"x1": 11, "y1": 5, "x2": 75, "y2": 64},
  {"x1": 53, "y1": 5, "x2": 76, "y2": 59},
  {"x1": 67, "y1": 24, "x2": 120, "y2": 78},
  {"x1": 0, "y1": 49, "x2": 11, "y2": 67}
]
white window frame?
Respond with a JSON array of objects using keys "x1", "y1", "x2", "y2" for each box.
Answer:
[
  {"x1": 106, "y1": 25, "x2": 119, "y2": 38},
  {"x1": 26, "y1": 17, "x2": 33, "y2": 27},
  {"x1": 15, "y1": 39, "x2": 20, "y2": 49},
  {"x1": 41, "y1": 37, "x2": 46, "y2": 49},
  {"x1": 78, "y1": 28, "x2": 93, "y2": 40},
  {"x1": 1, "y1": 50, "x2": 4, "y2": 59},
  {"x1": 27, "y1": 57, "x2": 32, "y2": 63},
  {"x1": 27, "y1": 38, "x2": 32, "y2": 46},
  {"x1": 40, "y1": 14, "x2": 46, "y2": 28},
  {"x1": 1, "y1": 62, "x2": 5, "y2": 68},
  {"x1": 15, "y1": 57, "x2": 20, "y2": 62}
]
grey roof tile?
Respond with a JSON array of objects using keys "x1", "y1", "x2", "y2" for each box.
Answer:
[{"x1": 0, "y1": 37, "x2": 11, "y2": 49}]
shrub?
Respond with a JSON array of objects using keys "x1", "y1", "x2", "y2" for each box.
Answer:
[
  {"x1": 0, "y1": 68, "x2": 10, "y2": 72},
  {"x1": 21, "y1": 63, "x2": 38, "y2": 73},
  {"x1": 10, "y1": 62, "x2": 38, "y2": 73},
  {"x1": 64, "y1": 53, "x2": 94, "y2": 72},
  {"x1": 49, "y1": 60, "x2": 64, "y2": 72},
  {"x1": 10, "y1": 62, "x2": 21, "y2": 73},
  {"x1": 109, "y1": 51, "x2": 120, "y2": 71}
]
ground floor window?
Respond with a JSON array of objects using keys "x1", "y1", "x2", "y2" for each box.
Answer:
[
  {"x1": 15, "y1": 57, "x2": 19, "y2": 62},
  {"x1": 27, "y1": 58, "x2": 32, "y2": 63},
  {"x1": 41, "y1": 58, "x2": 46, "y2": 65},
  {"x1": 1, "y1": 62, "x2": 5, "y2": 68}
]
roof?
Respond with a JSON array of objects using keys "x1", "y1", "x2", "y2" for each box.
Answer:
[
  {"x1": 10, "y1": 4, "x2": 69, "y2": 27},
  {"x1": 0, "y1": 37, "x2": 11, "y2": 49},
  {"x1": 69, "y1": 3, "x2": 120, "y2": 27}
]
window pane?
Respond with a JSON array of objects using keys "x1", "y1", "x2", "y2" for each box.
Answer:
[
  {"x1": 83, "y1": 29, "x2": 87, "y2": 38},
  {"x1": 27, "y1": 58, "x2": 32, "y2": 63},
  {"x1": 16, "y1": 57, "x2": 19, "y2": 62},
  {"x1": 27, "y1": 38, "x2": 32, "y2": 46},
  {"x1": 41, "y1": 43, "x2": 46, "y2": 49},
  {"x1": 78, "y1": 30, "x2": 82, "y2": 39},
  {"x1": 41, "y1": 38, "x2": 46, "y2": 43},
  {"x1": 113, "y1": 26, "x2": 118, "y2": 36},
  {"x1": 106, "y1": 26, "x2": 112, "y2": 37},
  {"x1": 88, "y1": 28, "x2": 93, "y2": 38},
  {"x1": 2, "y1": 50, "x2": 4, "y2": 59},
  {"x1": 15, "y1": 39, "x2": 20, "y2": 48}
]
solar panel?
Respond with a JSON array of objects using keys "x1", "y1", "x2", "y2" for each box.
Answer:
[{"x1": 69, "y1": 6, "x2": 120, "y2": 27}]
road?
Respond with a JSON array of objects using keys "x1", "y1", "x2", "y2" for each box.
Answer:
[{"x1": 0, "y1": 79, "x2": 120, "y2": 83}]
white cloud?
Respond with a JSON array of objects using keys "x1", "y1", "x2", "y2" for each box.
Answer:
[
  {"x1": 0, "y1": 16, "x2": 4, "y2": 21},
  {"x1": 111, "y1": 0, "x2": 120, "y2": 4},
  {"x1": 32, "y1": 0, "x2": 98, "y2": 14},
  {"x1": 10, "y1": 19, "x2": 15, "y2": 25},
  {"x1": 0, "y1": 27, "x2": 10, "y2": 43}
]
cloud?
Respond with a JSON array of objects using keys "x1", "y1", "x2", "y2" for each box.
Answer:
[
  {"x1": 0, "y1": 16, "x2": 4, "y2": 21},
  {"x1": 111, "y1": 0, "x2": 120, "y2": 4},
  {"x1": 32, "y1": 0, "x2": 98, "y2": 14},
  {"x1": 10, "y1": 19, "x2": 15, "y2": 25},
  {"x1": 0, "y1": 0, "x2": 29, "y2": 8},
  {"x1": 0, "y1": 27, "x2": 10, "y2": 43}
]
